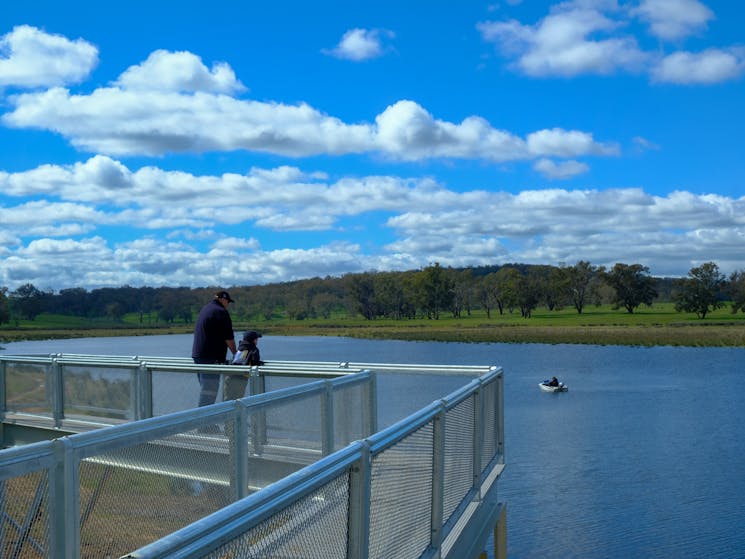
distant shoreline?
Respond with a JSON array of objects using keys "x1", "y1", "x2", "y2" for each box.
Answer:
[{"x1": 2, "y1": 322, "x2": 744, "y2": 348}]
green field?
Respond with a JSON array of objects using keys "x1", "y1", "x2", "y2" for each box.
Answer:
[{"x1": 2, "y1": 302, "x2": 745, "y2": 347}]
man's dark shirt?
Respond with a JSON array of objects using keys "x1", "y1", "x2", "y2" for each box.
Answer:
[{"x1": 192, "y1": 299, "x2": 234, "y2": 362}]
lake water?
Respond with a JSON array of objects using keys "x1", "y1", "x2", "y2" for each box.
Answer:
[{"x1": 2, "y1": 334, "x2": 744, "y2": 558}]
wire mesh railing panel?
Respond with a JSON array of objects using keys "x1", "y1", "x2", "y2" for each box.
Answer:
[
  {"x1": 3, "y1": 362, "x2": 51, "y2": 417},
  {"x1": 443, "y1": 394, "x2": 475, "y2": 524},
  {"x1": 150, "y1": 370, "x2": 204, "y2": 416},
  {"x1": 203, "y1": 471, "x2": 351, "y2": 559},
  {"x1": 368, "y1": 422, "x2": 434, "y2": 559},
  {"x1": 480, "y1": 380, "x2": 498, "y2": 474},
  {"x1": 332, "y1": 381, "x2": 367, "y2": 451},
  {"x1": 254, "y1": 393, "x2": 323, "y2": 453},
  {"x1": 62, "y1": 365, "x2": 134, "y2": 421},
  {"x1": 0, "y1": 471, "x2": 50, "y2": 559},
  {"x1": 264, "y1": 375, "x2": 318, "y2": 394},
  {"x1": 77, "y1": 430, "x2": 231, "y2": 559}
]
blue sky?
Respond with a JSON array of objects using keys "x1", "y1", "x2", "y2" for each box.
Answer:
[{"x1": 1, "y1": 0, "x2": 743, "y2": 292}]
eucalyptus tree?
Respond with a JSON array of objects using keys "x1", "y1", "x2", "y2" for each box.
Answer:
[
  {"x1": 729, "y1": 269, "x2": 745, "y2": 314},
  {"x1": 415, "y1": 263, "x2": 454, "y2": 320},
  {"x1": 477, "y1": 273, "x2": 498, "y2": 318},
  {"x1": 347, "y1": 273, "x2": 377, "y2": 320},
  {"x1": 0, "y1": 287, "x2": 10, "y2": 325},
  {"x1": 673, "y1": 262, "x2": 726, "y2": 319},
  {"x1": 9, "y1": 283, "x2": 47, "y2": 320},
  {"x1": 603, "y1": 263, "x2": 658, "y2": 313},
  {"x1": 374, "y1": 271, "x2": 415, "y2": 319},
  {"x1": 494, "y1": 267, "x2": 521, "y2": 314},
  {"x1": 515, "y1": 271, "x2": 541, "y2": 318},
  {"x1": 450, "y1": 268, "x2": 475, "y2": 318},
  {"x1": 534, "y1": 265, "x2": 567, "y2": 311},
  {"x1": 564, "y1": 260, "x2": 603, "y2": 314}
]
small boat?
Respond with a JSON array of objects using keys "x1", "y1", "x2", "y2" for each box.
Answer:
[{"x1": 539, "y1": 380, "x2": 568, "y2": 392}]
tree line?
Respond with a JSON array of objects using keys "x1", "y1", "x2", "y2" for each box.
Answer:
[{"x1": 2, "y1": 261, "x2": 744, "y2": 327}]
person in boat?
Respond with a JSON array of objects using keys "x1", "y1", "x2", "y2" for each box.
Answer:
[{"x1": 547, "y1": 376, "x2": 560, "y2": 387}]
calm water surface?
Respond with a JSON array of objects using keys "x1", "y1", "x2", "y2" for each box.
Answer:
[{"x1": 3, "y1": 335, "x2": 744, "y2": 558}]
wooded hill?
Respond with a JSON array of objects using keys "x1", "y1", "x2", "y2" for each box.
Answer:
[{"x1": 2, "y1": 261, "x2": 744, "y2": 327}]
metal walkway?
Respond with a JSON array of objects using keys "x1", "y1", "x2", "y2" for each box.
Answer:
[{"x1": 0, "y1": 353, "x2": 505, "y2": 558}]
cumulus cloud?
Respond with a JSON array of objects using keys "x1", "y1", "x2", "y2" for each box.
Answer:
[
  {"x1": 114, "y1": 50, "x2": 246, "y2": 94},
  {"x1": 2, "y1": 157, "x2": 745, "y2": 289},
  {"x1": 374, "y1": 100, "x2": 530, "y2": 161},
  {"x1": 527, "y1": 128, "x2": 619, "y2": 157},
  {"x1": 633, "y1": 0, "x2": 714, "y2": 41},
  {"x1": 479, "y1": 0, "x2": 744, "y2": 84},
  {"x1": 2, "y1": 69, "x2": 612, "y2": 165},
  {"x1": 322, "y1": 28, "x2": 395, "y2": 61},
  {"x1": 0, "y1": 25, "x2": 98, "y2": 88},
  {"x1": 651, "y1": 48, "x2": 745, "y2": 84},
  {"x1": 533, "y1": 158, "x2": 589, "y2": 179},
  {"x1": 477, "y1": 2, "x2": 647, "y2": 77},
  {"x1": 2, "y1": 86, "x2": 374, "y2": 156},
  {"x1": 0, "y1": 32, "x2": 615, "y2": 170}
]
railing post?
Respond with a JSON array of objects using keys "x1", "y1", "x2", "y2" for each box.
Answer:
[
  {"x1": 61, "y1": 438, "x2": 81, "y2": 559},
  {"x1": 0, "y1": 360, "x2": 6, "y2": 425},
  {"x1": 430, "y1": 403, "x2": 446, "y2": 558},
  {"x1": 362, "y1": 371, "x2": 378, "y2": 437},
  {"x1": 496, "y1": 372, "x2": 505, "y2": 463},
  {"x1": 134, "y1": 362, "x2": 153, "y2": 420},
  {"x1": 51, "y1": 360, "x2": 64, "y2": 429},
  {"x1": 49, "y1": 439, "x2": 67, "y2": 559},
  {"x1": 473, "y1": 384, "x2": 483, "y2": 498},
  {"x1": 322, "y1": 381, "x2": 335, "y2": 456},
  {"x1": 234, "y1": 400, "x2": 249, "y2": 500},
  {"x1": 348, "y1": 441, "x2": 371, "y2": 559},
  {"x1": 248, "y1": 366, "x2": 265, "y2": 397},
  {"x1": 249, "y1": 367, "x2": 267, "y2": 452},
  {"x1": 132, "y1": 363, "x2": 153, "y2": 421}
]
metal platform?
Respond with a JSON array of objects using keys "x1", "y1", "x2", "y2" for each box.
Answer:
[{"x1": 1, "y1": 353, "x2": 505, "y2": 558}]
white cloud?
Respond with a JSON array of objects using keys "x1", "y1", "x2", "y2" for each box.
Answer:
[
  {"x1": 0, "y1": 25, "x2": 98, "y2": 88},
  {"x1": 477, "y1": 3, "x2": 647, "y2": 77},
  {"x1": 527, "y1": 128, "x2": 619, "y2": 157},
  {"x1": 0, "y1": 200, "x2": 103, "y2": 236},
  {"x1": 2, "y1": 74, "x2": 612, "y2": 165},
  {"x1": 323, "y1": 28, "x2": 394, "y2": 61},
  {"x1": 479, "y1": 0, "x2": 743, "y2": 84},
  {"x1": 533, "y1": 158, "x2": 589, "y2": 179},
  {"x1": 631, "y1": 136, "x2": 660, "y2": 153},
  {"x1": 2, "y1": 162, "x2": 745, "y2": 289},
  {"x1": 374, "y1": 100, "x2": 530, "y2": 161},
  {"x1": 2, "y1": 86, "x2": 374, "y2": 157},
  {"x1": 633, "y1": 0, "x2": 714, "y2": 41},
  {"x1": 114, "y1": 50, "x2": 246, "y2": 94},
  {"x1": 651, "y1": 48, "x2": 745, "y2": 84}
]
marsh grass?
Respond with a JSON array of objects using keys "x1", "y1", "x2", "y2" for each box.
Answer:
[{"x1": 2, "y1": 303, "x2": 744, "y2": 346}]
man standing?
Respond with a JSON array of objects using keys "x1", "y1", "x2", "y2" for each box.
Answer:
[{"x1": 192, "y1": 290, "x2": 237, "y2": 407}]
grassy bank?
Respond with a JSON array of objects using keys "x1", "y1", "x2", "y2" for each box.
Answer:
[{"x1": 2, "y1": 304, "x2": 745, "y2": 347}]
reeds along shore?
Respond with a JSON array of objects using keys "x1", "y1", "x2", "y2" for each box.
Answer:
[{"x1": 2, "y1": 322, "x2": 745, "y2": 347}]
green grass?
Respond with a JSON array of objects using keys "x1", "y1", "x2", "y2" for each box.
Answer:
[{"x1": 2, "y1": 303, "x2": 745, "y2": 347}]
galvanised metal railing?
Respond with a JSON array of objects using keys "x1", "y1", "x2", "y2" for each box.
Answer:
[
  {"x1": 0, "y1": 355, "x2": 503, "y2": 559},
  {"x1": 1, "y1": 358, "x2": 377, "y2": 558},
  {"x1": 0, "y1": 354, "x2": 365, "y2": 436},
  {"x1": 122, "y1": 367, "x2": 504, "y2": 559}
]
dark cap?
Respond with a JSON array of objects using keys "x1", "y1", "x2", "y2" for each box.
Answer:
[
  {"x1": 215, "y1": 290, "x2": 234, "y2": 303},
  {"x1": 243, "y1": 330, "x2": 262, "y2": 342}
]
